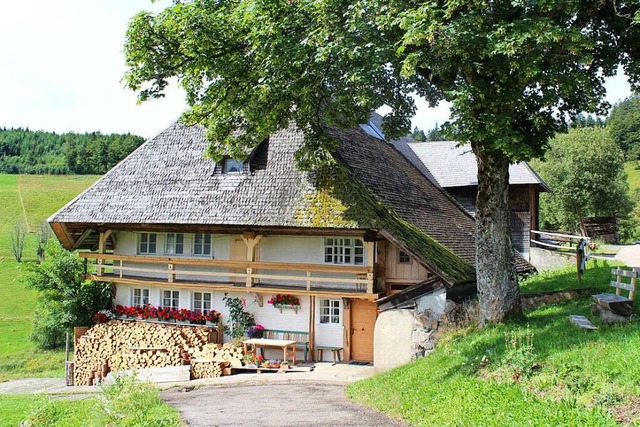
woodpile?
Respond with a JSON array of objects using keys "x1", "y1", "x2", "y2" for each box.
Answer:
[
  {"x1": 74, "y1": 320, "x2": 217, "y2": 386},
  {"x1": 192, "y1": 343, "x2": 244, "y2": 366},
  {"x1": 190, "y1": 359, "x2": 229, "y2": 379}
]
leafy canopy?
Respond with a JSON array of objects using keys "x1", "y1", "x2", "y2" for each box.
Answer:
[{"x1": 124, "y1": 0, "x2": 640, "y2": 162}]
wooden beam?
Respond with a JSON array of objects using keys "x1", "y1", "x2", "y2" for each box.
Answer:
[
  {"x1": 71, "y1": 228, "x2": 94, "y2": 250},
  {"x1": 88, "y1": 275, "x2": 380, "y2": 300},
  {"x1": 343, "y1": 299, "x2": 351, "y2": 361},
  {"x1": 309, "y1": 295, "x2": 316, "y2": 361},
  {"x1": 50, "y1": 222, "x2": 75, "y2": 250}
]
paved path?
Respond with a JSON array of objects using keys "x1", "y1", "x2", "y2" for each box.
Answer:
[{"x1": 161, "y1": 382, "x2": 406, "y2": 427}]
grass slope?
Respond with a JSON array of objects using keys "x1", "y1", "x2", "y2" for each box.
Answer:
[
  {"x1": 348, "y1": 260, "x2": 640, "y2": 426},
  {"x1": 625, "y1": 161, "x2": 640, "y2": 196},
  {"x1": 0, "y1": 174, "x2": 98, "y2": 382}
]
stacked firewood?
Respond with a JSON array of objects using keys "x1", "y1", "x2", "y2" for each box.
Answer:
[
  {"x1": 190, "y1": 359, "x2": 230, "y2": 379},
  {"x1": 74, "y1": 320, "x2": 213, "y2": 386},
  {"x1": 191, "y1": 343, "x2": 245, "y2": 367}
]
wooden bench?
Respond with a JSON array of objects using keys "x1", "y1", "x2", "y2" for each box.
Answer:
[
  {"x1": 316, "y1": 346, "x2": 343, "y2": 364},
  {"x1": 262, "y1": 329, "x2": 309, "y2": 361},
  {"x1": 592, "y1": 268, "x2": 637, "y2": 322}
]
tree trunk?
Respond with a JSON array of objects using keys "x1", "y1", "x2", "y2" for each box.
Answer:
[{"x1": 472, "y1": 142, "x2": 522, "y2": 324}]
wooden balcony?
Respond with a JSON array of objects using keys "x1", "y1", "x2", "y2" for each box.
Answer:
[{"x1": 80, "y1": 253, "x2": 376, "y2": 297}]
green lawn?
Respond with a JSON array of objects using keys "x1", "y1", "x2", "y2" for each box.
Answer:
[
  {"x1": 348, "y1": 260, "x2": 640, "y2": 426},
  {"x1": 0, "y1": 174, "x2": 98, "y2": 382},
  {"x1": 625, "y1": 161, "x2": 640, "y2": 196},
  {"x1": 0, "y1": 377, "x2": 183, "y2": 426}
]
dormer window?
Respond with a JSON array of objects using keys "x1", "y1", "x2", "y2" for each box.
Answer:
[{"x1": 223, "y1": 159, "x2": 244, "y2": 173}]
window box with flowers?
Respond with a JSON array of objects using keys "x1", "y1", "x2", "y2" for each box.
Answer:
[
  {"x1": 108, "y1": 305, "x2": 221, "y2": 327},
  {"x1": 267, "y1": 294, "x2": 301, "y2": 313}
]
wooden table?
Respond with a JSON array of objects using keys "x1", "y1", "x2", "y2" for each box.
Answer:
[{"x1": 243, "y1": 338, "x2": 297, "y2": 365}]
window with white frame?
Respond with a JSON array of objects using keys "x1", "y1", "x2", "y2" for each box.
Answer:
[
  {"x1": 138, "y1": 233, "x2": 157, "y2": 254},
  {"x1": 193, "y1": 233, "x2": 212, "y2": 256},
  {"x1": 319, "y1": 299, "x2": 341, "y2": 324},
  {"x1": 162, "y1": 290, "x2": 180, "y2": 309},
  {"x1": 132, "y1": 288, "x2": 150, "y2": 307},
  {"x1": 165, "y1": 233, "x2": 184, "y2": 255},
  {"x1": 192, "y1": 291, "x2": 213, "y2": 314},
  {"x1": 223, "y1": 159, "x2": 244, "y2": 173},
  {"x1": 324, "y1": 238, "x2": 364, "y2": 265},
  {"x1": 398, "y1": 250, "x2": 412, "y2": 264}
]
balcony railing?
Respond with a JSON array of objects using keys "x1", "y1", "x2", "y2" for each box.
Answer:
[{"x1": 80, "y1": 253, "x2": 374, "y2": 294}]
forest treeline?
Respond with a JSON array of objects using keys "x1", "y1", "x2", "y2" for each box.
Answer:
[{"x1": 0, "y1": 128, "x2": 145, "y2": 174}]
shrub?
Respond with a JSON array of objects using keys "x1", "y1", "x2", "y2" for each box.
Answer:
[{"x1": 25, "y1": 241, "x2": 113, "y2": 349}]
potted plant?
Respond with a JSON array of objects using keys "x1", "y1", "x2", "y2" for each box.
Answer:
[
  {"x1": 246, "y1": 324, "x2": 265, "y2": 338},
  {"x1": 267, "y1": 294, "x2": 301, "y2": 313}
]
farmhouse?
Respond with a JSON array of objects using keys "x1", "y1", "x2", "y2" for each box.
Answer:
[{"x1": 49, "y1": 121, "x2": 484, "y2": 364}]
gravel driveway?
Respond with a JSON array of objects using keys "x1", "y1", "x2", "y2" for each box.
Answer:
[{"x1": 161, "y1": 382, "x2": 406, "y2": 427}]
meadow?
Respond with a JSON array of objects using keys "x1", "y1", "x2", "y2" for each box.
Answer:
[
  {"x1": 348, "y1": 260, "x2": 640, "y2": 426},
  {"x1": 0, "y1": 174, "x2": 98, "y2": 381}
]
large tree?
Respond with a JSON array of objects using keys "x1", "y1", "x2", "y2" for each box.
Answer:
[{"x1": 123, "y1": 1, "x2": 640, "y2": 324}]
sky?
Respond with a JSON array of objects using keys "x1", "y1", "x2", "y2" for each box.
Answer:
[{"x1": 0, "y1": 1, "x2": 634, "y2": 139}]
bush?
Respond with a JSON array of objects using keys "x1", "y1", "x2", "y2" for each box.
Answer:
[
  {"x1": 29, "y1": 304, "x2": 67, "y2": 350},
  {"x1": 25, "y1": 241, "x2": 113, "y2": 349},
  {"x1": 100, "y1": 375, "x2": 182, "y2": 426}
]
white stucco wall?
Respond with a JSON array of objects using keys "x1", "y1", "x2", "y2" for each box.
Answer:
[
  {"x1": 416, "y1": 288, "x2": 447, "y2": 317},
  {"x1": 374, "y1": 309, "x2": 415, "y2": 372}
]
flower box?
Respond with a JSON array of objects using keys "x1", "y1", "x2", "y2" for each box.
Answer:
[{"x1": 273, "y1": 303, "x2": 301, "y2": 314}]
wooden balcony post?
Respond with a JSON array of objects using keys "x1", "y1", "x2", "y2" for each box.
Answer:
[
  {"x1": 246, "y1": 267, "x2": 253, "y2": 287},
  {"x1": 168, "y1": 263, "x2": 175, "y2": 283},
  {"x1": 306, "y1": 271, "x2": 312, "y2": 290},
  {"x1": 366, "y1": 272, "x2": 374, "y2": 294},
  {"x1": 97, "y1": 232, "x2": 105, "y2": 276}
]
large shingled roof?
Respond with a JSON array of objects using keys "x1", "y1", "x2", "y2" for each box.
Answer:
[{"x1": 50, "y1": 122, "x2": 479, "y2": 285}]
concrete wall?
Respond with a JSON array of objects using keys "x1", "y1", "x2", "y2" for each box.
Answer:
[
  {"x1": 529, "y1": 247, "x2": 575, "y2": 271},
  {"x1": 373, "y1": 309, "x2": 415, "y2": 372}
]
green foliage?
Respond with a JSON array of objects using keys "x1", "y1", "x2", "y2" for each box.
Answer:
[
  {"x1": 532, "y1": 128, "x2": 632, "y2": 232},
  {"x1": 0, "y1": 127, "x2": 144, "y2": 175},
  {"x1": 222, "y1": 294, "x2": 255, "y2": 340},
  {"x1": 0, "y1": 174, "x2": 96, "y2": 380},
  {"x1": 411, "y1": 127, "x2": 427, "y2": 141},
  {"x1": 607, "y1": 95, "x2": 640, "y2": 159},
  {"x1": 570, "y1": 113, "x2": 606, "y2": 129},
  {"x1": 99, "y1": 375, "x2": 182, "y2": 426},
  {"x1": 503, "y1": 326, "x2": 537, "y2": 381},
  {"x1": 25, "y1": 241, "x2": 113, "y2": 349},
  {"x1": 1, "y1": 377, "x2": 181, "y2": 426}
]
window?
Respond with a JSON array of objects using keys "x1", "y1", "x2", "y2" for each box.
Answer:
[
  {"x1": 193, "y1": 233, "x2": 212, "y2": 256},
  {"x1": 324, "y1": 238, "x2": 364, "y2": 265},
  {"x1": 192, "y1": 291, "x2": 213, "y2": 314},
  {"x1": 138, "y1": 233, "x2": 157, "y2": 254},
  {"x1": 165, "y1": 233, "x2": 184, "y2": 255},
  {"x1": 223, "y1": 159, "x2": 244, "y2": 173},
  {"x1": 162, "y1": 290, "x2": 180, "y2": 309},
  {"x1": 398, "y1": 250, "x2": 411, "y2": 264},
  {"x1": 319, "y1": 299, "x2": 341, "y2": 324},
  {"x1": 132, "y1": 288, "x2": 150, "y2": 307}
]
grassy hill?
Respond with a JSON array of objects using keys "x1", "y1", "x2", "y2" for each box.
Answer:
[
  {"x1": 0, "y1": 174, "x2": 98, "y2": 382},
  {"x1": 348, "y1": 261, "x2": 640, "y2": 426},
  {"x1": 625, "y1": 161, "x2": 640, "y2": 196}
]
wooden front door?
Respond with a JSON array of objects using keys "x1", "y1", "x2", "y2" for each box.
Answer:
[{"x1": 350, "y1": 299, "x2": 377, "y2": 362}]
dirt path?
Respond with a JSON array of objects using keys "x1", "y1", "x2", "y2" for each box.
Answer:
[{"x1": 161, "y1": 382, "x2": 406, "y2": 427}]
